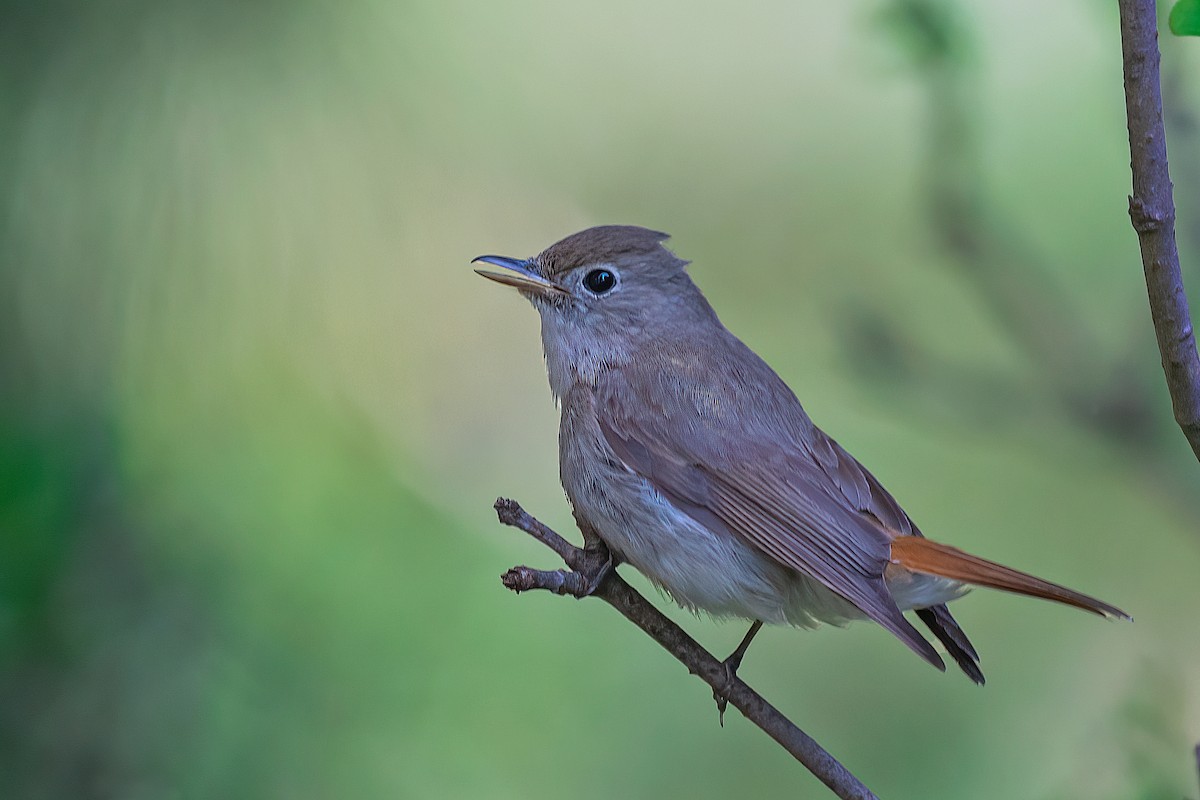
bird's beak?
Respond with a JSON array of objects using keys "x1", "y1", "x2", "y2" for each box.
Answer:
[{"x1": 472, "y1": 255, "x2": 568, "y2": 298}]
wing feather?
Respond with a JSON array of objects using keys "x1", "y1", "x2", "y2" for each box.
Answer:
[
  {"x1": 596, "y1": 350, "x2": 944, "y2": 670},
  {"x1": 805, "y1": 422, "x2": 982, "y2": 679}
]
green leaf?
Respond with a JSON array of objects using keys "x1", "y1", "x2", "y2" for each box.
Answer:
[{"x1": 1169, "y1": 0, "x2": 1200, "y2": 36}]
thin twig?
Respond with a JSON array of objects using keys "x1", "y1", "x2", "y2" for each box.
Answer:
[
  {"x1": 1194, "y1": 741, "x2": 1199, "y2": 800},
  {"x1": 1117, "y1": 0, "x2": 1200, "y2": 461},
  {"x1": 492, "y1": 497, "x2": 880, "y2": 800}
]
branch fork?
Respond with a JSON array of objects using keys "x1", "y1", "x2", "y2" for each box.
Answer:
[{"x1": 490, "y1": 497, "x2": 879, "y2": 800}]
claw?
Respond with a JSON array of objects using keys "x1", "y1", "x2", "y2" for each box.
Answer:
[
  {"x1": 711, "y1": 620, "x2": 763, "y2": 726},
  {"x1": 713, "y1": 661, "x2": 735, "y2": 726},
  {"x1": 579, "y1": 550, "x2": 614, "y2": 597}
]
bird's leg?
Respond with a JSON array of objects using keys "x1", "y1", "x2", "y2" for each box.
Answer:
[
  {"x1": 577, "y1": 547, "x2": 614, "y2": 596},
  {"x1": 573, "y1": 512, "x2": 616, "y2": 596},
  {"x1": 713, "y1": 620, "x2": 764, "y2": 726}
]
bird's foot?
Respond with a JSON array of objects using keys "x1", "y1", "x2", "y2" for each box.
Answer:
[
  {"x1": 577, "y1": 541, "x2": 614, "y2": 597},
  {"x1": 712, "y1": 659, "x2": 740, "y2": 727},
  {"x1": 712, "y1": 620, "x2": 763, "y2": 726}
]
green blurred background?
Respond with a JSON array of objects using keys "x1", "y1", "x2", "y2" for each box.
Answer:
[{"x1": 2, "y1": 1, "x2": 1198, "y2": 798}]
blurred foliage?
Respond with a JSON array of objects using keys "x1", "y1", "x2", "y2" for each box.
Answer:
[
  {"x1": 1170, "y1": 0, "x2": 1200, "y2": 37},
  {"x1": 1, "y1": 1, "x2": 1199, "y2": 799}
]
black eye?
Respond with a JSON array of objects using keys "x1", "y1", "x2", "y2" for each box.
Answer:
[{"x1": 584, "y1": 268, "x2": 616, "y2": 294}]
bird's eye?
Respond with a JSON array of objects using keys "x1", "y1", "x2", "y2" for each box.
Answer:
[{"x1": 583, "y1": 268, "x2": 616, "y2": 294}]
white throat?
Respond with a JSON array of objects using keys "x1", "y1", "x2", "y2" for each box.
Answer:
[{"x1": 538, "y1": 306, "x2": 629, "y2": 399}]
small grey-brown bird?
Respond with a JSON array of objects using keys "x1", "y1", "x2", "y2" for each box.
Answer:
[{"x1": 475, "y1": 225, "x2": 1127, "y2": 684}]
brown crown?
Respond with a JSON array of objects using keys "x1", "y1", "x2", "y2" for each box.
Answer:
[{"x1": 536, "y1": 226, "x2": 672, "y2": 276}]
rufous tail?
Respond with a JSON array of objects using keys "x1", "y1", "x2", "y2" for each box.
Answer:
[{"x1": 890, "y1": 537, "x2": 1130, "y2": 620}]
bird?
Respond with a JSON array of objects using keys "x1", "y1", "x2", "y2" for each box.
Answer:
[{"x1": 474, "y1": 225, "x2": 1128, "y2": 686}]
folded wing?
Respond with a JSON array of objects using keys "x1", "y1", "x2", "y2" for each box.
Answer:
[{"x1": 595, "y1": 345, "x2": 946, "y2": 671}]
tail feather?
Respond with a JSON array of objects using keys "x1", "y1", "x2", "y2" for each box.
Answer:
[
  {"x1": 891, "y1": 537, "x2": 1130, "y2": 620},
  {"x1": 916, "y1": 605, "x2": 985, "y2": 685}
]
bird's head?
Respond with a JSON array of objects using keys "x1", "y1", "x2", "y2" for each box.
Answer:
[{"x1": 474, "y1": 226, "x2": 717, "y2": 387}]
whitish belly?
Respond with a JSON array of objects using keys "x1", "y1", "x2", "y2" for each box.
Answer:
[
  {"x1": 557, "y1": 386, "x2": 962, "y2": 628},
  {"x1": 564, "y1": 454, "x2": 869, "y2": 627}
]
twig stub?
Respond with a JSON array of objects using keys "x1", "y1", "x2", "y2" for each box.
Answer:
[{"x1": 490, "y1": 497, "x2": 880, "y2": 800}]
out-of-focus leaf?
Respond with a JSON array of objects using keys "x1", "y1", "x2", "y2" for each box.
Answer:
[
  {"x1": 1169, "y1": 0, "x2": 1200, "y2": 36},
  {"x1": 875, "y1": 0, "x2": 971, "y2": 67}
]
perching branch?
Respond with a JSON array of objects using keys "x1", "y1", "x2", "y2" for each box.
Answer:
[
  {"x1": 492, "y1": 498, "x2": 879, "y2": 800},
  {"x1": 1118, "y1": 0, "x2": 1200, "y2": 461}
]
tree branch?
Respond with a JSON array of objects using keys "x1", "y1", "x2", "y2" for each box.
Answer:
[
  {"x1": 1118, "y1": 0, "x2": 1200, "y2": 460},
  {"x1": 491, "y1": 497, "x2": 879, "y2": 800}
]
